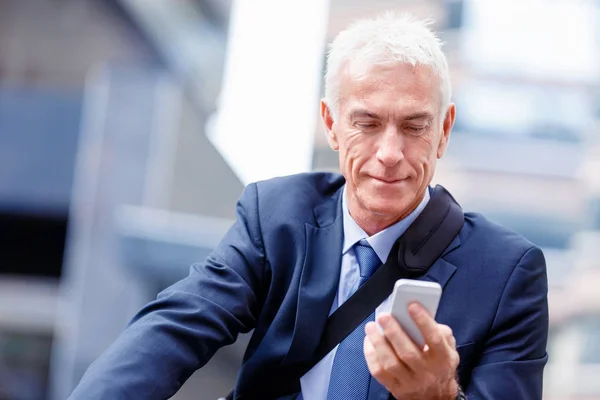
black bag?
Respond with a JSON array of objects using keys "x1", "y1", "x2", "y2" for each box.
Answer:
[{"x1": 227, "y1": 185, "x2": 463, "y2": 400}]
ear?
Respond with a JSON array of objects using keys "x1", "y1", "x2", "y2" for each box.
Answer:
[
  {"x1": 437, "y1": 103, "x2": 455, "y2": 159},
  {"x1": 321, "y1": 99, "x2": 339, "y2": 151}
]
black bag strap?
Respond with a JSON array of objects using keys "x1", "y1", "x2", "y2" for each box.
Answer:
[{"x1": 227, "y1": 185, "x2": 463, "y2": 400}]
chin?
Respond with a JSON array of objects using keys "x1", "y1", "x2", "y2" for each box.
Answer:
[
  {"x1": 358, "y1": 183, "x2": 416, "y2": 215},
  {"x1": 360, "y1": 196, "x2": 410, "y2": 217}
]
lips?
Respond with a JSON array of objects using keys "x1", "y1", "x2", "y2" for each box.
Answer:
[{"x1": 370, "y1": 175, "x2": 404, "y2": 184}]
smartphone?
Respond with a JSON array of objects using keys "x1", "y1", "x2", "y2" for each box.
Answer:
[{"x1": 388, "y1": 279, "x2": 442, "y2": 348}]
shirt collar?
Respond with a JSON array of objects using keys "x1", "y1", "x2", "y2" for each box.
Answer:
[{"x1": 342, "y1": 185, "x2": 431, "y2": 263}]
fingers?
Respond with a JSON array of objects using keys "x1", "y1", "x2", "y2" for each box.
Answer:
[
  {"x1": 365, "y1": 310, "x2": 461, "y2": 398},
  {"x1": 364, "y1": 335, "x2": 400, "y2": 389},
  {"x1": 376, "y1": 313, "x2": 427, "y2": 372},
  {"x1": 408, "y1": 303, "x2": 448, "y2": 354},
  {"x1": 408, "y1": 303, "x2": 459, "y2": 370},
  {"x1": 365, "y1": 321, "x2": 413, "y2": 378},
  {"x1": 439, "y1": 324, "x2": 456, "y2": 349},
  {"x1": 437, "y1": 324, "x2": 458, "y2": 367}
]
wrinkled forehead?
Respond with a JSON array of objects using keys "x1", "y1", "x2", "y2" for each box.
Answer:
[{"x1": 338, "y1": 60, "x2": 443, "y2": 114}]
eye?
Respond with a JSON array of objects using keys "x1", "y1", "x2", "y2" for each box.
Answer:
[
  {"x1": 355, "y1": 122, "x2": 378, "y2": 130},
  {"x1": 406, "y1": 125, "x2": 427, "y2": 136}
]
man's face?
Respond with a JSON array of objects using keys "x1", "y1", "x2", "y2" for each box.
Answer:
[{"x1": 322, "y1": 62, "x2": 455, "y2": 228}]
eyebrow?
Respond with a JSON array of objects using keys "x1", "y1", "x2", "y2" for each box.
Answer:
[
  {"x1": 348, "y1": 109, "x2": 382, "y2": 120},
  {"x1": 348, "y1": 109, "x2": 434, "y2": 122},
  {"x1": 404, "y1": 112, "x2": 433, "y2": 121}
]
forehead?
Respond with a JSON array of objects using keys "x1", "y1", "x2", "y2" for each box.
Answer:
[{"x1": 338, "y1": 61, "x2": 441, "y2": 116}]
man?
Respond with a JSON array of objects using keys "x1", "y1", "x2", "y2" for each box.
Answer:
[{"x1": 69, "y1": 12, "x2": 548, "y2": 400}]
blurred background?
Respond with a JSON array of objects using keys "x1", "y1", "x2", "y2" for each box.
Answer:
[{"x1": 0, "y1": 0, "x2": 598, "y2": 399}]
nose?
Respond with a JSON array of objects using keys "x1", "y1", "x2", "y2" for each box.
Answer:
[{"x1": 375, "y1": 127, "x2": 404, "y2": 167}]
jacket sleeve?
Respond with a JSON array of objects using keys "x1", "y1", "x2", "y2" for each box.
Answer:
[
  {"x1": 465, "y1": 246, "x2": 549, "y2": 399},
  {"x1": 68, "y1": 183, "x2": 267, "y2": 400}
]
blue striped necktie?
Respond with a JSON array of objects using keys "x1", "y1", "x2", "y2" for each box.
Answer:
[{"x1": 327, "y1": 240, "x2": 382, "y2": 399}]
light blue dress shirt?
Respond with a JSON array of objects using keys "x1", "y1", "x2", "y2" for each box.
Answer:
[{"x1": 299, "y1": 185, "x2": 431, "y2": 400}]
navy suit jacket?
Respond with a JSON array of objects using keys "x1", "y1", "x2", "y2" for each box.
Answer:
[{"x1": 70, "y1": 172, "x2": 549, "y2": 399}]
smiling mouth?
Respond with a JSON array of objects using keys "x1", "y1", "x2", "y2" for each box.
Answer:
[{"x1": 370, "y1": 176, "x2": 404, "y2": 184}]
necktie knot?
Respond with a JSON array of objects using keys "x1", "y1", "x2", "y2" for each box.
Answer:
[{"x1": 353, "y1": 240, "x2": 381, "y2": 279}]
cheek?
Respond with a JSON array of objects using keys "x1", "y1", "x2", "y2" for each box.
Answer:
[
  {"x1": 348, "y1": 142, "x2": 375, "y2": 179},
  {"x1": 407, "y1": 137, "x2": 437, "y2": 174},
  {"x1": 422, "y1": 144, "x2": 441, "y2": 178},
  {"x1": 341, "y1": 132, "x2": 368, "y2": 165}
]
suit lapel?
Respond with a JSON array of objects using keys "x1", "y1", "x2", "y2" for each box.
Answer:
[
  {"x1": 420, "y1": 234, "x2": 461, "y2": 289},
  {"x1": 282, "y1": 189, "x2": 344, "y2": 365}
]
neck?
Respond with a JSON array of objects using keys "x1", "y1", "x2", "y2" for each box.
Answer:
[{"x1": 348, "y1": 190, "x2": 426, "y2": 236}]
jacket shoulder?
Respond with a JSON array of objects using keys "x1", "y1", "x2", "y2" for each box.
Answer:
[
  {"x1": 461, "y1": 212, "x2": 540, "y2": 263},
  {"x1": 252, "y1": 172, "x2": 344, "y2": 211}
]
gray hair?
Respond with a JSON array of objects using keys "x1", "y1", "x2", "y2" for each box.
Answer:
[{"x1": 324, "y1": 12, "x2": 451, "y2": 121}]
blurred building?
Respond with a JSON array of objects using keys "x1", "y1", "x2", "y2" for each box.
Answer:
[
  {"x1": 0, "y1": 1, "x2": 244, "y2": 399},
  {"x1": 0, "y1": 0, "x2": 598, "y2": 399},
  {"x1": 0, "y1": 1, "x2": 160, "y2": 398}
]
